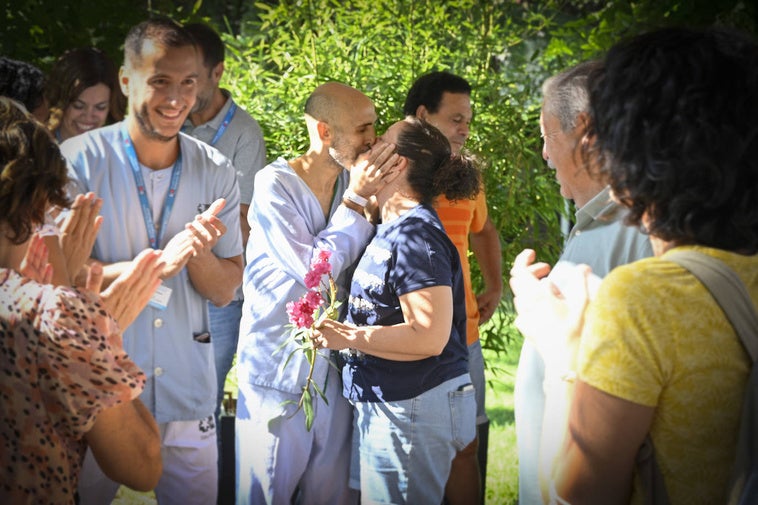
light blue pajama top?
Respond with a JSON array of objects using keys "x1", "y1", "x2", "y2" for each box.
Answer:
[{"x1": 237, "y1": 157, "x2": 375, "y2": 395}]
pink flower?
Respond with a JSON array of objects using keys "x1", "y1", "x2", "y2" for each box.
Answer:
[
  {"x1": 317, "y1": 249, "x2": 331, "y2": 263},
  {"x1": 310, "y1": 249, "x2": 332, "y2": 277},
  {"x1": 286, "y1": 299, "x2": 316, "y2": 329},
  {"x1": 310, "y1": 260, "x2": 331, "y2": 278},
  {"x1": 304, "y1": 249, "x2": 332, "y2": 288},
  {"x1": 281, "y1": 248, "x2": 340, "y2": 431},
  {"x1": 304, "y1": 269, "x2": 322, "y2": 290},
  {"x1": 304, "y1": 290, "x2": 324, "y2": 308}
]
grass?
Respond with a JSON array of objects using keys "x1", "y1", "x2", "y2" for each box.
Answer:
[
  {"x1": 114, "y1": 339, "x2": 522, "y2": 505},
  {"x1": 482, "y1": 344, "x2": 520, "y2": 505}
]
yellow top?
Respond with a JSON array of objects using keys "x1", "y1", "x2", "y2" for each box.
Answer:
[{"x1": 578, "y1": 245, "x2": 758, "y2": 505}]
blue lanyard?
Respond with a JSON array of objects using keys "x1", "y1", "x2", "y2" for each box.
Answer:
[
  {"x1": 209, "y1": 101, "x2": 237, "y2": 146},
  {"x1": 121, "y1": 125, "x2": 182, "y2": 248}
]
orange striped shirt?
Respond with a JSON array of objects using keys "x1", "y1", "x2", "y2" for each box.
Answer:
[{"x1": 434, "y1": 191, "x2": 488, "y2": 345}]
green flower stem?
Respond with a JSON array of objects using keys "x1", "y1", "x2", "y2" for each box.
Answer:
[{"x1": 298, "y1": 332, "x2": 318, "y2": 410}]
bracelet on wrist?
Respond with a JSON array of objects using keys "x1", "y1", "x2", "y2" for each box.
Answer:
[
  {"x1": 342, "y1": 198, "x2": 365, "y2": 216},
  {"x1": 343, "y1": 189, "x2": 368, "y2": 207}
]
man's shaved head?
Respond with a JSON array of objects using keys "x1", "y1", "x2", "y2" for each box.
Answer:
[
  {"x1": 304, "y1": 82, "x2": 370, "y2": 124},
  {"x1": 302, "y1": 81, "x2": 377, "y2": 168}
]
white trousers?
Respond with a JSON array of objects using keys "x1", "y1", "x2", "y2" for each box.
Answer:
[
  {"x1": 78, "y1": 417, "x2": 218, "y2": 505},
  {"x1": 235, "y1": 365, "x2": 357, "y2": 505}
]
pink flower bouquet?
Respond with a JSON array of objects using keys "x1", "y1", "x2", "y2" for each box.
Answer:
[{"x1": 281, "y1": 248, "x2": 340, "y2": 430}]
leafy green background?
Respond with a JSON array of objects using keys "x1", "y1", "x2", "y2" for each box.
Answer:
[
  {"x1": 8, "y1": 2, "x2": 754, "y2": 503},
  {"x1": 3, "y1": 0, "x2": 755, "y2": 356}
]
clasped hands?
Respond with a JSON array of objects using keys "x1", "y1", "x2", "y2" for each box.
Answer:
[
  {"x1": 509, "y1": 249, "x2": 597, "y2": 372},
  {"x1": 159, "y1": 198, "x2": 227, "y2": 278}
]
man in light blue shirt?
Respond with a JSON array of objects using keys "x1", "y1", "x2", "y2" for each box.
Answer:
[
  {"x1": 181, "y1": 22, "x2": 268, "y2": 497},
  {"x1": 64, "y1": 18, "x2": 243, "y2": 505}
]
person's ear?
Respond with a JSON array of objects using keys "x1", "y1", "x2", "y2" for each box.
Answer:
[
  {"x1": 576, "y1": 111, "x2": 590, "y2": 132},
  {"x1": 379, "y1": 156, "x2": 407, "y2": 187},
  {"x1": 119, "y1": 67, "x2": 129, "y2": 97},
  {"x1": 212, "y1": 61, "x2": 224, "y2": 85},
  {"x1": 415, "y1": 105, "x2": 429, "y2": 120},
  {"x1": 395, "y1": 156, "x2": 408, "y2": 173},
  {"x1": 317, "y1": 121, "x2": 331, "y2": 144},
  {"x1": 575, "y1": 112, "x2": 595, "y2": 148}
]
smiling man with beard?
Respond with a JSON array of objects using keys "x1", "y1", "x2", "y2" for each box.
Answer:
[{"x1": 61, "y1": 17, "x2": 244, "y2": 505}]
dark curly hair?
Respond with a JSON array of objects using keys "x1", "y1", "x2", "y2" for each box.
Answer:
[
  {"x1": 45, "y1": 47, "x2": 126, "y2": 134},
  {"x1": 588, "y1": 26, "x2": 758, "y2": 253},
  {"x1": 0, "y1": 57, "x2": 46, "y2": 116},
  {"x1": 396, "y1": 117, "x2": 481, "y2": 205},
  {"x1": 0, "y1": 97, "x2": 70, "y2": 244}
]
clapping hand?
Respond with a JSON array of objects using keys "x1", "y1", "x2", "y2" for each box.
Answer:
[
  {"x1": 185, "y1": 198, "x2": 227, "y2": 256},
  {"x1": 159, "y1": 198, "x2": 227, "y2": 278},
  {"x1": 96, "y1": 249, "x2": 165, "y2": 330},
  {"x1": 509, "y1": 249, "x2": 591, "y2": 370},
  {"x1": 19, "y1": 234, "x2": 53, "y2": 284},
  {"x1": 59, "y1": 192, "x2": 103, "y2": 282}
]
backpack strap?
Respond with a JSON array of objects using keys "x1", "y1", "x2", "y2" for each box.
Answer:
[
  {"x1": 636, "y1": 249, "x2": 758, "y2": 505},
  {"x1": 666, "y1": 249, "x2": 758, "y2": 505},
  {"x1": 666, "y1": 250, "x2": 758, "y2": 361}
]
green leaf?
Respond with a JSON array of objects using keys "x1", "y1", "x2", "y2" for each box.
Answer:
[
  {"x1": 312, "y1": 379, "x2": 328, "y2": 403},
  {"x1": 303, "y1": 388, "x2": 314, "y2": 431}
]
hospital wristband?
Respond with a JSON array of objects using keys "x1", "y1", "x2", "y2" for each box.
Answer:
[{"x1": 343, "y1": 189, "x2": 368, "y2": 208}]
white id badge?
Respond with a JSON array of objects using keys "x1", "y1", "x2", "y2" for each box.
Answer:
[{"x1": 148, "y1": 283, "x2": 172, "y2": 310}]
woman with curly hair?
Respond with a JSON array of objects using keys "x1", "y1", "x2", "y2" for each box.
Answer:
[
  {"x1": 511, "y1": 26, "x2": 758, "y2": 505},
  {"x1": 0, "y1": 97, "x2": 163, "y2": 504},
  {"x1": 314, "y1": 116, "x2": 481, "y2": 504},
  {"x1": 45, "y1": 47, "x2": 125, "y2": 142},
  {"x1": 0, "y1": 56, "x2": 48, "y2": 123}
]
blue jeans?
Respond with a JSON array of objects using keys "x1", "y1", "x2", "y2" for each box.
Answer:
[
  {"x1": 209, "y1": 299, "x2": 243, "y2": 420},
  {"x1": 351, "y1": 374, "x2": 476, "y2": 504},
  {"x1": 209, "y1": 299, "x2": 242, "y2": 488},
  {"x1": 468, "y1": 340, "x2": 488, "y2": 425}
]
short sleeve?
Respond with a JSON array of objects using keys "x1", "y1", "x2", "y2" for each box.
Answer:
[
  {"x1": 391, "y1": 218, "x2": 454, "y2": 297},
  {"x1": 36, "y1": 286, "x2": 146, "y2": 439},
  {"x1": 233, "y1": 118, "x2": 267, "y2": 205},
  {"x1": 577, "y1": 263, "x2": 669, "y2": 407},
  {"x1": 469, "y1": 191, "x2": 488, "y2": 234}
]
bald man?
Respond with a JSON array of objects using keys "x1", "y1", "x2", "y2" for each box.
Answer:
[{"x1": 235, "y1": 82, "x2": 399, "y2": 505}]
